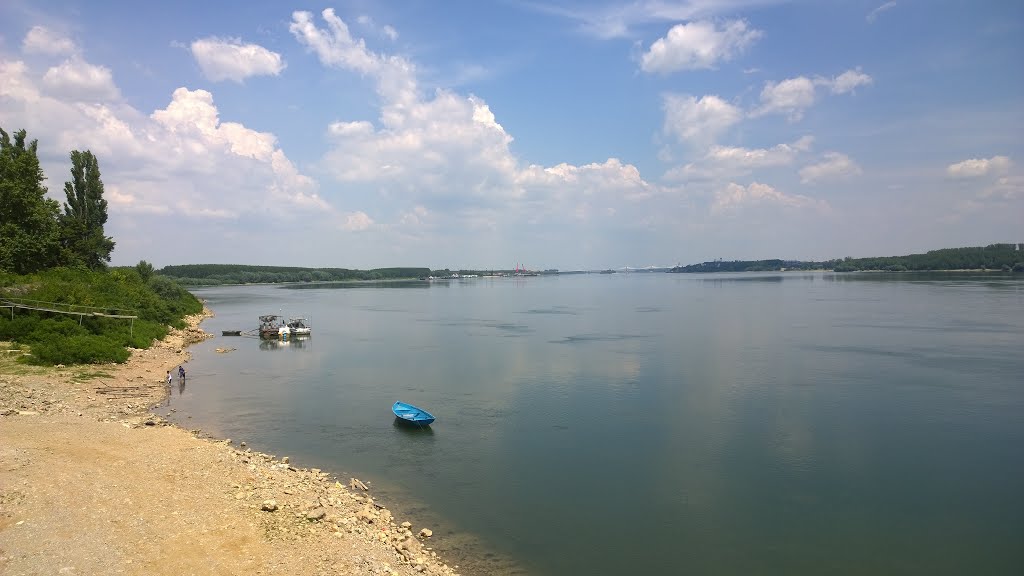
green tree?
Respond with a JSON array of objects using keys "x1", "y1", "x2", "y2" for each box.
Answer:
[
  {"x1": 60, "y1": 150, "x2": 115, "y2": 269},
  {"x1": 135, "y1": 259, "x2": 155, "y2": 282},
  {"x1": 0, "y1": 128, "x2": 62, "y2": 274}
]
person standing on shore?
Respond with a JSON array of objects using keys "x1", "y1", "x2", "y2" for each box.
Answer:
[{"x1": 166, "y1": 371, "x2": 172, "y2": 385}]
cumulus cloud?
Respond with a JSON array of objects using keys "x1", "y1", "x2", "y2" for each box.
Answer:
[
  {"x1": 291, "y1": 9, "x2": 660, "y2": 230},
  {"x1": 640, "y1": 19, "x2": 762, "y2": 74},
  {"x1": 341, "y1": 211, "x2": 374, "y2": 231},
  {"x1": 41, "y1": 57, "x2": 120, "y2": 101},
  {"x1": 190, "y1": 37, "x2": 285, "y2": 82},
  {"x1": 946, "y1": 155, "x2": 1011, "y2": 178},
  {"x1": 799, "y1": 152, "x2": 862, "y2": 183},
  {"x1": 0, "y1": 55, "x2": 324, "y2": 220},
  {"x1": 22, "y1": 26, "x2": 76, "y2": 55},
  {"x1": 753, "y1": 68, "x2": 872, "y2": 120},
  {"x1": 819, "y1": 68, "x2": 873, "y2": 94},
  {"x1": 712, "y1": 181, "x2": 825, "y2": 214},
  {"x1": 662, "y1": 93, "x2": 742, "y2": 145},
  {"x1": 670, "y1": 135, "x2": 813, "y2": 179},
  {"x1": 752, "y1": 76, "x2": 817, "y2": 120}
]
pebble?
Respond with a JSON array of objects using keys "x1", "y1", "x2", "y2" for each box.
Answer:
[
  {"x1": 261, "y1": 500, "x2": 278, "y2": 512},
  {"x1": 419, "y1": 528, "x2": 432, "y2": 538},
  {"x1": 306, "y1": 508, "x2": 327, "y2": 521}
]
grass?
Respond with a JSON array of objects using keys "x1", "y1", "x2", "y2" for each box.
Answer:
[
  {"x1": 72, "y1": 370, "x2": 115, "y2": 381},
  {"x1": 0, "y1": 342, "x2": 53, "y2": 376}
]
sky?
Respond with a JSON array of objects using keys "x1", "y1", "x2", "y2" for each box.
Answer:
[{"x1": 0, "y1": 1, "x2": 1021, "y2": 270}]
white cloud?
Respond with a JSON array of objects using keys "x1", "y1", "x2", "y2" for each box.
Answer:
[
  {"x1": 291, "y1": 9, "x2": 661, "y2": 230},
  {"x1": 867, "y1": 1, "x2": 897, "y2": 23},
  {"x1": 712, "y1": 181, "x2": 825, "y2": 214},
  {"x1": 753, "y1": 76, "x2": 816, "y2": 120},
  {"x1": 41, "y1": 57, "x2": 120, "y2": 101},
  {"x1": 799, "y1": 152, "x2": 862, "y2": 183},
  {"x1": 662, "y1": 93, "x2": 742, "y2": 145},
  {"x1": 820, "y1": 67, "x2": 873, "y2": 94},
  {"x1": 670, "y1": 135, "x2": 813, "y2": 179},
  {"x1": 382, "y1": 26, "x2": 398, "y2": 41},
  {"x1": 341, "y1": 211, "x2": 374, "y2": 231},
  {"x1": 946, "y1": 155, "x2": 1011, "y2": 178},
  {"x1": 190, "y1": 37, "x2": 285, "y2": 83},
  {"x1": 754, "y1": 68, "x2": 872, "y2": 120},
  {"x1": 22, "y1": 26, "x2": 76, "y2": 55},
  {"x1": 978, "y1": 176, "x2": 1023, "y2": 200},
  {"x1": 0, "y1": 56, "x2": 325, "y2": 220},
  {"x1": 640, "y1": 19, "x2": 762, "y2": 74}
]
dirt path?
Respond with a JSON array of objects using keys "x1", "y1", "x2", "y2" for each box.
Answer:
[{"x1": 0, "y1": 313, "x2": 462, "y2": 576}]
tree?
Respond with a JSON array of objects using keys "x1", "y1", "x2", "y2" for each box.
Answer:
[
  {"x1": 60, "y1": 150, "x2": 115, "y2": 269},
  {"x1": 0, "y1": 127, "x2": 62, "y2": 274},
  {"x1": 135, "y1": 260, "x2": 155, "y2": 282}
]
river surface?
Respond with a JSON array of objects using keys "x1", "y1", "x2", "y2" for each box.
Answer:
[{"x1": 169, "y1": 273, "x2": 1024, "y2": 575}]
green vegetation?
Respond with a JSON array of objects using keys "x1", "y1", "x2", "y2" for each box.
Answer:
[
  {"x1": 158, "y1": 264, "x2": 431, "y2": 285},
  {"x1": 0, "y1": 126, "x2": 202, "y2": 365},
  {"x1": 671, "y1": 244, "x2": 1024, "y2": 273},
  {"x1": 669, "y1": 259, "x2": 835, "y2": 273},
  {"x1": 60, "y1": 150, "x2": 115, "y2": 269},
  {"x1": 0, "y1": 267, "x2": 202, "y2": 365},
  {"x1": 831, "y1": 244, "x2": 1024, "y2": 272},
  {"x1": 1, "y1": 129, "x2": 116, "y2": 273}
]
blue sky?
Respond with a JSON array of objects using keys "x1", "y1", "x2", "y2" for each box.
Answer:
[{"x1": 1, "y1": 1, "x2": 1021, "y2": 269}]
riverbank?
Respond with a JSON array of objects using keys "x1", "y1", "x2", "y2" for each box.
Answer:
[{"x1": 0, "y1": 311, "x2": 462, "y2": 575}]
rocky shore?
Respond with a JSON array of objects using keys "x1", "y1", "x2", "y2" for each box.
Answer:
[{"x1": 0, "y1": 311, "x2": 463, "y2": 575}]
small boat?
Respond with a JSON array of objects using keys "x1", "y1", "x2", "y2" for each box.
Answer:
[
  {"x1": 258, "y1": 315, "x2": 285, "y2": 339},
  {"x1": 221, "y1": 330, "x2": 242, "y2": 336},
  {"x1": 392, "y1": 401, "x2": 436, "y2": 426},
  {"x1": 287, "y1": 317, "x2": 311, "y2": 335}
]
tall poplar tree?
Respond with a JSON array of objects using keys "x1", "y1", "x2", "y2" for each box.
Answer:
[
  {"x1": 0, "y1": 127, "x2": 61, "y2": 274},
  {"x1": 60, "y1": 150, "x2": 115, "y2": 269}
]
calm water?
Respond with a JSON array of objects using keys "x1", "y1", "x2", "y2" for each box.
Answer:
[{"x1": 169, "y1": 273, "x2": 1024, "y2": 575}]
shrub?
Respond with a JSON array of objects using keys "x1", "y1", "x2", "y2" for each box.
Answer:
[
  {"x1": 0, "y1": 267, "x2": 202, "y2": 364},
  {"x1": 28, "y1": 334, "x2": 130, "y2": 365}
]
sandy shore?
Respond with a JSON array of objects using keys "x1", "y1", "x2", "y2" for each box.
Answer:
[{"x1": 0, "y1": 311, "x2": 462, "y2": 575}]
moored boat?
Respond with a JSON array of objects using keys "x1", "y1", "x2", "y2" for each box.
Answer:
[
  {"x1": 287, "y1": 317, "x2": 311, "y2": 335},
  {"x1": 392, "y1": 401, "x2": 436, "y2": 426},
  {"x1": 258, "y1": 314, "x2": 285, "y2": 339}
]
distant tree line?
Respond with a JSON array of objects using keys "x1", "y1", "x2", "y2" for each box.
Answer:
[
  {"x1": 670, "y1": 244, "x2": 1024, "y2": 273},
  {"x1": 832, "y1": 244, "x2": 1024, "y2": 272},
  {"x1": 158, "y1": 264, "x2": 432, "y2": 285},
  {"x1": 669, "y1": 259, "x2": 837, "y2": 273},
  {"x1": 0, "y1": 128, "x2": 115, "y2": 273}
]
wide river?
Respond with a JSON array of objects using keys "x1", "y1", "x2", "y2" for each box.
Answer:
[{"x1": 171, "y1": 272, "x2": 1023, "y2": 575}]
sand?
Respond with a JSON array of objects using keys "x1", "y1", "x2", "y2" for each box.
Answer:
[{"x1": 0, "y1": 311, "x2": 462, "y2": 576}]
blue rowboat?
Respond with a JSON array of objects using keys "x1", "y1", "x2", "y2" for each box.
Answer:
[{"x1": 392, "y1": 401, "x2": 436, "y2": 426}]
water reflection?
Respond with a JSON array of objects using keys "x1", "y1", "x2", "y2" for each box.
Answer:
[
  {"x1": 258, "y1": 335, "x2": 312, "y2": 351},
  {"x1": 284, "y1": 281, "x2": 429, "y2": 290},
  {"x1": 392, "y1": 418, "x2": 437, "y2": 437}
]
